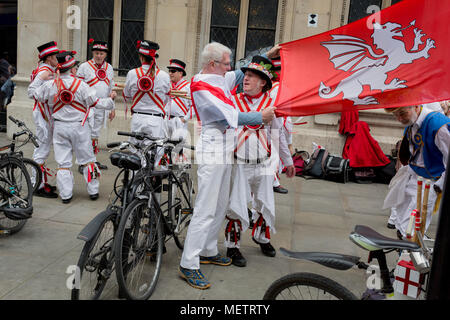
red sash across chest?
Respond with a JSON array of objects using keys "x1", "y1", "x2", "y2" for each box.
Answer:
[
  {"x1": 86, "y1": 61, "x2": 110, "y2": 87},
  {"x1": 53, "y1": 78, "x2": 96, "y2": 125},
  {"x1": 232, "y1": 92, "x2": 272, "y2": 155},
  {"x1": 31, "y1": 66, "x2": 54, "y2": 121},
  {"x1": 130, "y1": 67, "x2": 165, "y2": 116},
  {"x1": 171, "y1": 80, "x2": 189, "y2": 115}
]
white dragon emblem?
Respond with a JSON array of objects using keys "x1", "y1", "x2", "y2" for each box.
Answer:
[{"x1": 319, "y1": 21, "x2": 436, "y2": 105}]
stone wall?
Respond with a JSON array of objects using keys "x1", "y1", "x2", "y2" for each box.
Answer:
[{"x1": 8, "y1": 0, "x2": 404, "y2": 157}]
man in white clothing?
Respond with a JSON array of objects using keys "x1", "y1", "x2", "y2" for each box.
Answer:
[
  {"x1": 224, "y1": 55, "x2": 295, "y2": 267},
  {"x1": 33, "y1": 51, "x2": 115, "y2": 203},
  {"x1": 77, "y1": 39, "x2": 115, "y2": 170},
  {"x1": 178, "y1": 42, "x2": 276, "y2": 290},
  {"x1": 27, "y1": 41, "x2": 60, "y2": 198}
]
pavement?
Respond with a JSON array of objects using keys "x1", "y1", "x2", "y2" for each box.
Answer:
[{"x1": 0, "y1": 132, "x2": 440, "y2": 300}]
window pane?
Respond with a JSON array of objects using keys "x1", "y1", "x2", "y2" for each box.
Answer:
[
  {"x1": 89, "y1": 0, "x2": 114, "y2": 19},
  {"x1": 245, "y1": 29, "x2": 276, "y2": 57},
  {"x1": 119, "y1": 21, "x2": 145, "y2": 76},
  {"x1": 122, "y1": 0, "x2": 146, "y2": 20},
  {"x1": 210, "y1": 27, "x2": 238, "y2": 68},
  {"x1": 391, "y1": 0, "x2": 403, "y2": 5},
  {"x1": 348, "y1": 0, "x2": 382, "y2": 23},
  {"x1": 247, "y1": 0, "x2": 278, "y2": 29},
  {"x1": 211, "y1": 0, "x2": 241, "y2": 27}
]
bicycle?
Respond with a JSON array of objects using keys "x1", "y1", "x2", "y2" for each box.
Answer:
[
  {"x1": 0, "y1": 117, "x2": 38, "y2": 235},
  {"x1": 71, "y1": 131, "x2": 194, "y2": 300},
  {"x1": 113, "y1": 131, "x2": 194, "y2": 300},
  {"x1": 263, "y1": 224, "x2": 432, "y2": 300},
  {"x1": 71, "y1": 136, "x2": 147, "y2": 300},
  {"x1": 5, "y1": 116, "x2": 42, "y2": 193}
]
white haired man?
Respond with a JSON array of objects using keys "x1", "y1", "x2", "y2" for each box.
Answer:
[{"x1": 179, "y1": 42, "x2": 276, "y2": 289}]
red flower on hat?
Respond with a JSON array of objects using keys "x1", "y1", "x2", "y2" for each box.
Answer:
[
  {"x1": 88, "y1": 38, "x2": 94, "y2": 44},
  {"x1": 136, "y1": 40, "x2": 141, "y2": 49}
]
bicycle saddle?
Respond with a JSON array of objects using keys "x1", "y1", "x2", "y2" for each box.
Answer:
[
  {"x1": 350, "y1": 225, "x2": 420, "y2": 252},
  {"x1": 110, "y1": 152, "x2": 142, "y2": 171},
  {"x1": 279, "y1": 248, "x2": 360, "y2": 270}
]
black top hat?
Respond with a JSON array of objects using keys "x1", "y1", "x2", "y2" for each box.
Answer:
[
  {"x1": 271, "y1": 57, "x2": 281, "y2": 71},
  {"x1": 88, "y1": 39, "x2": 109, "y2": 52},
  {"x1": 241, "y1": 55, "x2": 275, "y2": 91},
  {"x1": 137, "y1": 40, "x2": 160, "y2": 59},
  {"x1": 37, "y1": 41, "x2": 60, "y2": 61},
  {"x1": 56, "y1": 51, "x2": 77, "y2": 73},
  {"x1": 167, "y1": 59, "x2": 187, "y2": 76}
]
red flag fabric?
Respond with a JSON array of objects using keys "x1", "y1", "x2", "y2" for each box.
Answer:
[
  {"x1": 275, "y1": 0, "x2": 450, "y2": 117},
  {"x1": 342, "y1": 121, "x2": 390, "y2": 168}
]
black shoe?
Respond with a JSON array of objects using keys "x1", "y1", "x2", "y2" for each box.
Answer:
[
  {"x1": 89, "y1": 193, "x2": 99, "y2": 201},
  {"x1": 78, "y1": 165, "x2": 84, "y2": 175},
  {"x1": 62, "y1": 196, "x2": 72, "y2": 204},
  {"x1": 253, "y1": 238, "x2": 276, "y2": 257},
  {"x1": 34, "y1": 186, "x2": 58, "y2": 199},
  {"x1": 96, "y1": 162, "x2": 108, "y2": 170},
  {"x1": 396, "y1": 230, "x2": 403, "y2": 240},
  {"x1": 387, "y1": 223, "x2": 395, "y2": 229},
  {"x1": 273, "y1": 186, "x2": 288, "y2": 194},
  {"x1": 227, "y1": 248, "x2": 247, "y2": 267}
]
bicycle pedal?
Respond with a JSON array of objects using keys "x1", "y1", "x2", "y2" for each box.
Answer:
[{"x1": 181, "y1": 208, "x2": 193, "y2": 215}]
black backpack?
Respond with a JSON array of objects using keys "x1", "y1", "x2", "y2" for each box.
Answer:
[
  {"x1": 323, "y1": 155, "x2": 350, "y2": 183},
  {"x1": 303, "y1": 148, "x2": 329, "y2": 178}
]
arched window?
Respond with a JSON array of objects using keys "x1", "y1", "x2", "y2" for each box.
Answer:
[{"x1": 209, "y1": 0, "x2": 279, "y2": 69}]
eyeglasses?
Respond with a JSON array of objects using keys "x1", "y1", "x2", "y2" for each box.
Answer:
[{"x1": 214, "y1": 60, "x2": 231, "y2": 67}]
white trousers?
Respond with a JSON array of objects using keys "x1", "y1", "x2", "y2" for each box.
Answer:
[
  {"x1": 90, "y1": 108, "x2": 110, "y2": 139},
  {"x1": 167, "y1": 116, "x2": 188, "y2": 141},
  {"x1": 384, "y1": 166, "x2": 438, "y2": 237},
  {"x1": 226, "y1": 162, "x2": 276, "y2": 248},
  {"x1": 32, "y1": 108, "x2": 53, "y2": 189},
  {"x1": 53, "y1": 121, "x2": 99, "y2": 200},
  {"x1": 180, "y1": 163, "x2": 232, "y2": 270}
]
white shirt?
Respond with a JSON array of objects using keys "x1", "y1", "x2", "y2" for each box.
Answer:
[
  {"x1": 77, "y1": 59, "x2": 115, "y2": 104},
  {"x1": 34, "y1": 74, "x2": 114, "y2": 122},
  {"x1": 168, "y1": 78, "x2": 191, "y2": 117},
  {"x1": 123, "y1": 65, "x2": 170, "y2": 115}
]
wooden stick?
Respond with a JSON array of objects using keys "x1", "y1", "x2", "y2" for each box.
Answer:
[
  {"x1": 420, "y1": 180, "x2": 431, "y2": 236},
  {"x1": 412, "y1": 178, "x2": 423, "y2": 244}
]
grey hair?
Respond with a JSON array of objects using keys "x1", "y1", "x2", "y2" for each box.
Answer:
[{"x1": 200, "y1": 42, "x2": 232, "y2": 68}]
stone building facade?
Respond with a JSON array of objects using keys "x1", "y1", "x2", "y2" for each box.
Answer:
[{"x1": 8, "y1": 0, "x2": 405, "y2": 155}]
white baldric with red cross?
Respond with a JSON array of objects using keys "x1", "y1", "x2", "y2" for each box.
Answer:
[
  {"x1": 30, "y1": 65, "x2": 54, "y2": 122},
  {"x1": 170, "y1": 79, "x2": 190, "y2": 116},
  {"x1": 52, "y1": 77, "x2": 96, "y2": 125},
  {"x1": 232, "y1": 92, "x2": 273, "y2": 161},
  {"x1": 128, "y1": 67, "x2": 165, "y2": 116},
  {"x1": 85, "y1": 60, "x2": 111, "y2": 87}
]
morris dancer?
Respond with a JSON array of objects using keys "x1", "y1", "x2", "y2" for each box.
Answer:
[
  {"x1": 167, "y1": 59, "x2": 191, "y2": 142},
  {"x1": 33, "y1": 51, "x2": 115, "y2": 203},
  {"x1": 27, "y1": 41, "x2": 60, "y2": 198},
  {"x1": 224, "y1": 56, "x2": 295, "y2": 267},
  {"x1": 383, "y1": 104, "x2": 449, "y2": 239},
  {"x1": 178, "y1": 42, "x2": 276, "y2": 290},
  {"x1": 77, "y1": 39, "x2": 115, "y2": 170}
]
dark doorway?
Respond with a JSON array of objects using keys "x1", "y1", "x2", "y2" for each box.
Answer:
[{"x1": 0, "y1": 0, "x2": 17, "y2": 131}]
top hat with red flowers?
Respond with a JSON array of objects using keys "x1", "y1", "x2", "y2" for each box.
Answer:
[
  {"x1": 241, "y1": 55, "x2": 275, "y2": 91},
  {"x1": 37, "y1": 41, "x2": 60, "y2": 61},
  {"x1": 56, "y1": 51, "x2": 77, "y2": 73},
  {"x1": 88, "y1": 38, "x2": 109, "y2": 52},
  {"x1": 136, "y1": 40, "x2": 160, "y2": 59}
]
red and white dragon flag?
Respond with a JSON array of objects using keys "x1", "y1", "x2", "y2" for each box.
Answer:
[{"x1": 275, "y1": 0, "x2": 450, "y2": 116}]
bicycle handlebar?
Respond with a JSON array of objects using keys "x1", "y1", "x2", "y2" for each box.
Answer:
[{"x1": 8, "y1": 116, "x2": 40, "y2": 148}]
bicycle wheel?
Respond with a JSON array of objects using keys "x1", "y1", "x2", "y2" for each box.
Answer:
[
  {"x1": 172, "y1": 171, "x2": 193, "y2": 250},
  {"x1": 22, "y1": 158, "x2": 42, "y2": 193},
  {"x1": 0, "y1": 157, "x2": 33, "y2": 234},
  {"x1": 71, "y1": 213, "x2": 116, "y2": 300},
  {"x1": 114, "y1": 198, "x2": 163, "y2": 300},
  {"x1": 263, "y1": 272, "x2": 358, "y2": 300}
]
